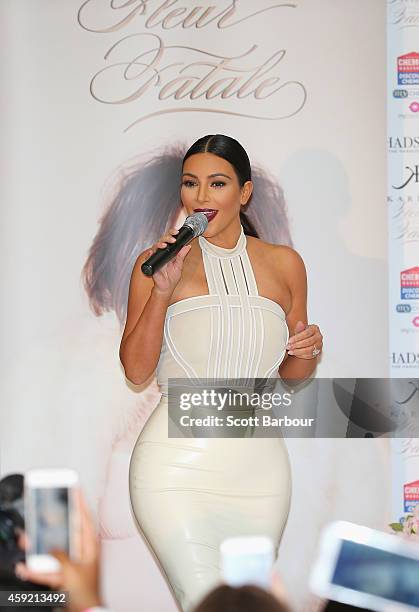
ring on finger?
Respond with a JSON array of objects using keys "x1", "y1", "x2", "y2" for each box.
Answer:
[{"x1": 312, "y1": 345, "x2": 321, "y2": 357}]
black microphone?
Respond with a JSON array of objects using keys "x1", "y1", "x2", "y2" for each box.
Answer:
[{"x1": 141, "y1": 212, "x2": 208, "y2": 277}]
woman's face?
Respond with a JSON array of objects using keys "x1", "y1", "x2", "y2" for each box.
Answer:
[{"x1": 180, "y1": 152, "x2": 252, "y2": 237}]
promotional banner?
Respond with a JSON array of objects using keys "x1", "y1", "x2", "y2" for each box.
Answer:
[
  {"x1": 1, "y1": 2, "x2": 390, "y2": 610},
  {"x1": 387, "y1": 0, "x2": 419, "y2": 525}
]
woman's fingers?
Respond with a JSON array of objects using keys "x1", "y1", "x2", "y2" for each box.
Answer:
[
  {"x1": 153, "y1": 228, "x2": 180, "y2": 250},
  {"x1": 176, "y1": 244, "x2": 192, "y2": 261},
  {"x1": 168, "y1": 245, "x2": 191, "y2": 271},
  {"x1": 15, "y1": 562, "x2": 63, "y2": 588},
  {"x1": 288, "y1": 325, "x2": 322, "y2": 345},
  {"x1": 288, "y1": 347, "x2": 319, "y2": 359},
  {"x1": 286, "y1": 324, "x2": 323, "y2": 357},
  {"x1": 288, "y1": 336, "x2": 323, "y2": 351},
  {"x1": 288, "y1": 324, "x2": 318, "y2": 344}
]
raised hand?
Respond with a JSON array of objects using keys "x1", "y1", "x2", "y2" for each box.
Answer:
[
  {"x1": 15, "y1": 488, "x2": 102, "y2": 612},
  {"x1": 144, "y1": 227, "x2": 192, "y2": 298},
  {"x1": 286, "y1": 320, "x2": 323, "y2": 360}
]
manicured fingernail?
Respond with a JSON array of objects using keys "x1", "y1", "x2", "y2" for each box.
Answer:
[{"x1": 288, "y1": 350, "x2": 294, "y2": 355}]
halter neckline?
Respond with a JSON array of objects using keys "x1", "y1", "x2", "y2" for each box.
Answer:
[{"x1": 198, "y1": 225, "x2": 246, "y2": 258}]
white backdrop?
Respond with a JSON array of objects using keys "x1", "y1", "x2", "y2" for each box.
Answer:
[{"x1": 1, "y1": 2, "x2": 390, "y2": 611}]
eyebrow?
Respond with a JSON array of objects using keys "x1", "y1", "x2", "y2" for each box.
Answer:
[{"x1": 181, "y1": 172, "x2": 232, "y2": 180}]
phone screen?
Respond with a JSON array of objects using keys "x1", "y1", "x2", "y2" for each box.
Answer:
[
  {"x1": 28, "y1": 487, "x2": 70, "y2": 555},
  {"x1": 332, "y1": 540, "x2": 419, "y2": 607}
]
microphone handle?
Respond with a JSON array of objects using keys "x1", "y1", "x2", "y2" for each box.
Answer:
[{"x1": 141, "y1": 225, "x2": 194, "y2": 277}]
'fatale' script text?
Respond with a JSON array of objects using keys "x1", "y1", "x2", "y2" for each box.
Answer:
[{"x1": 90, "y1": 33, "x2": 307, "y2": 130}]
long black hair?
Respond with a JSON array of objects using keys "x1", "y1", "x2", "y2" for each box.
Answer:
[{"x1": 182, "y1": 134, "x2": 258, "y2": 238}]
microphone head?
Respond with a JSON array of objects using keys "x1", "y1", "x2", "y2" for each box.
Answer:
[{"x1": 183, "y1": 212, "x2": 209, "y2": 237}]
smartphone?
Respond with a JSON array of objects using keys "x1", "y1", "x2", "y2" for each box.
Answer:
[
  {"x1": 220, "y1": 535, "x2": 274, "y2": 589},
  {"x1": 310, "y1": 520, "x2": 419, "y2": 612},
  {"x1": 24, "y1": 469, "x2": 79, "y2": 572}
]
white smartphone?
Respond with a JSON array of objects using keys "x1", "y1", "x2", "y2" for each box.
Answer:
[
  {"x1": 24, "y1": 469, "x2": 79, "y2": 573},
  {"x1": 310, "y1": 520, "x2": 419, "y2": 612},
  {"x1": 220, "y1": 535, "x2": 274, "y2": 589}
]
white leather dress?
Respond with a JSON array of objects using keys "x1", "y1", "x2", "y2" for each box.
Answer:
[{"x1": 129, "y1": 226, "x2": 292, "y2": 611}]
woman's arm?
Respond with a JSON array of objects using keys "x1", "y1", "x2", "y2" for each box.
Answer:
[
  {"x1": 277, "y1": 247, "x2": 323, "y2": 383},
  {"x1": 119, "y1": 251, "x2": 171, "y2": 385},
  {"x1": 119, "y1": 229, "x2": 191, "y2": 386}
]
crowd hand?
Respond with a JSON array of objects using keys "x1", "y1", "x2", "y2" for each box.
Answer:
[
  {"x1": 270, "y1": 570, "x2": 292, "y2": 611},
  {"x1": 15, "y1": 488, "x2": 102, "y2": 612},
  {"x1": 144, "y1": 227, "x2": 192, "y2": 296},
  {"x1": 286, "y1": 320, "x2": 323, "y2": 360}
]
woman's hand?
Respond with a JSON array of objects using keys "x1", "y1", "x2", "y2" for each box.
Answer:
[
  {"x1": 286, "y1": 320, "x2": 323, "y2": 360},
  {"x1": 145, "y1": 227, "x2": 191, "y2": 298}
]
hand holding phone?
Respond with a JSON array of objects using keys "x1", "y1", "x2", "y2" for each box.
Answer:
[
  {"x1": 310, "y1": 521, "x2": 419, "y2": 612},
  {"x1": 17, "y1": 478, "x2": 102, "y2": 612},
  {"x1": 24, "y1": 469, "x2": 79, "y2": 573}
]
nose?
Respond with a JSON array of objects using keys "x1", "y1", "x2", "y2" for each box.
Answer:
[{"x1": 197, "y1": 183, "x2": 210, "y2": 204}]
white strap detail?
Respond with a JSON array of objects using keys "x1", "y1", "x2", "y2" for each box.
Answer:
[{"x1": 161, "y1": 226, "x2": 288, "y2": 381}]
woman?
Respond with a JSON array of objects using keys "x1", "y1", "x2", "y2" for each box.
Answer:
[
  {"x1": 120, "y1": 134, "x2": 323, "y2": 611},
  {"x1": 81, "y1": 141, "x2": 293, "y2": 611}
]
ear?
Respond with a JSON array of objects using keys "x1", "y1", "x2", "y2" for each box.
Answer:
[{"x1": 240, "y1": 180, "x2": 253, "y2": 205}]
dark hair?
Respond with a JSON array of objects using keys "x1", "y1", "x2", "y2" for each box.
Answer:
[
  {"x1": 182, "y1": 134, "x2": 258, "y2": 238},
  {"x1": 194, "y1": 584, "x2": 290, "y2": 612},
  {"x1": 82, "y1": 142, "x2": 292, "y2": 327}
]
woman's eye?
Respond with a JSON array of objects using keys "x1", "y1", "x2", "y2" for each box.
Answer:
[
  {"x1": 212, "y1": 182, "x2": 225, "y2": 188},
  {"x1": 181, "y1": 181, "x2": 196, "y2": 188}
]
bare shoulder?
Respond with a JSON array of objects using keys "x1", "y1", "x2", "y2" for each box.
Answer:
[
  {"x1": 248, "y1": 236, "x2": 306, "y2": 278},
  {"x1": 274, "y1": 244, "x2": 306, "y2": 275}
]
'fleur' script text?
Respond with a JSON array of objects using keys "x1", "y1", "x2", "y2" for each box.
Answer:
[{"x1": 78, "y1": 0, "x2": 297, "y2": 32}]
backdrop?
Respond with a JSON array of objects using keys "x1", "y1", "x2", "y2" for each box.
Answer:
[
  {"x1": 1, "y1": 1, "x2": 390, "y2": 610},
  {"x1": 387, "y1": 0, "x2": 419, "y2": 525}
]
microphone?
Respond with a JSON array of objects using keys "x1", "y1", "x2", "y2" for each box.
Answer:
[{"x1": 141, "y1": 212, "x2": 209, "y2": 277}]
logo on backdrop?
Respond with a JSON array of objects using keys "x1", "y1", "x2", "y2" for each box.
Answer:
[
  {"x1": 391, "y1": 352, "x2": 419, "y2": 367},
  {"x1": 389, "y1": 0, "x2": 419, "y2": 28},
  {"x1": 392, "y1": 165, "x2": 419, "y2": 189},
  {"x1": 401, "y1": 267, "x2": 419, "y2": 299},
  {"x1": 397, "y1": 52, "x2": 419, "y2": 85},
  {"x1": 387, "y1": 194, "x2": 419, "y2": 243},
  {"x1": 392, "y1": 88, "x2": 419, "y2": 99},
  {"x1": 77, "y1": 1, "x2": 298, "y2": 32},
  {"x1": 404, "y1": 480, "x2": 419, "y2": 513},
  {"x1": 77, "y1": 1, "x2": 307, "y2": 130},
  {"x1": 396, "y1": 303, "x2": 412, "y2": 313},
  {"x1": 388, "y1": 136, "x2": 419, "y2": 152}
]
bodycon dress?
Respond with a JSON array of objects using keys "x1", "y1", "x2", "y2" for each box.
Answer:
[{"x1": 129, "y1": 225, "x2": 292, "y2": 611}]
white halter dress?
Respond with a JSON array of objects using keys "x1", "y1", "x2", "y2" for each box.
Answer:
[{"x1": 129, "y1": 226, "x2": 292, "y2": 611}]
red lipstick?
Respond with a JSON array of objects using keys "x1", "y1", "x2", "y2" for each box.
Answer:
[{"x1": 194, "y1": 208, "x2": 218, "y2": 222}]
